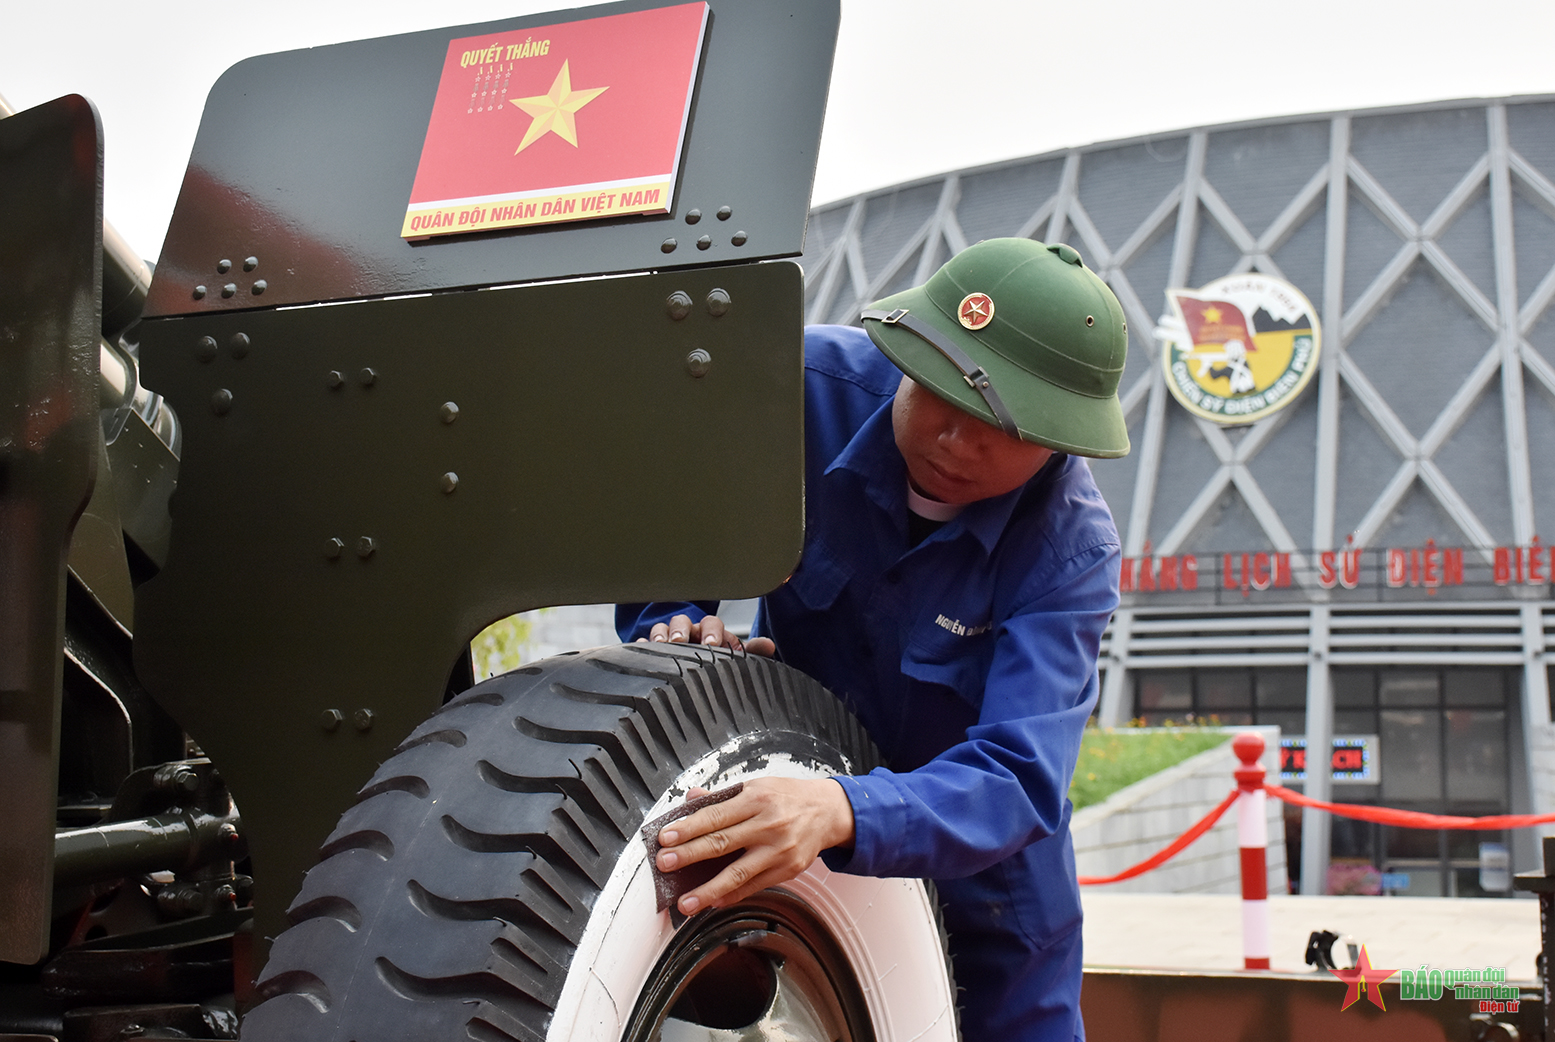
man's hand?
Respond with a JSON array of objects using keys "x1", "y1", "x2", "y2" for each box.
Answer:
[
  {"x1": 639, "y1": 613, "x2": 775, "y2": 656},
  {"x1": 656, "y1": 777, "x2": 855, "y2": 914}
]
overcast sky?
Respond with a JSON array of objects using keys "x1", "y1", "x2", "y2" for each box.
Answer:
[{"x1": 5, "y1": 0, "x2": 1555, "y2": 259}]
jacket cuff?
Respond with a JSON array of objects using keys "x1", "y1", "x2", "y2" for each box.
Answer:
[{"x1": 821, "y1": 769, "x2": 907, "y2": 876}]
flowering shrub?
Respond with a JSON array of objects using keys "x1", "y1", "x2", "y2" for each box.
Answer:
[{"x1": 1327, "y1": 860, "x2": 1383, "y2": 896}]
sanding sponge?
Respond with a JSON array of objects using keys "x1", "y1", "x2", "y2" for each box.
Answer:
[{"x1": 640, "y1": 783, "x2": 744, "y2": 920}]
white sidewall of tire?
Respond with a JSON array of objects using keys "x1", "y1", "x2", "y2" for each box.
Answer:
[{"x1": 547, "y1": 731, "x2": 957, "y2": 1042}]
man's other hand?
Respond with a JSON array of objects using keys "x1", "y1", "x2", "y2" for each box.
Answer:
[
  {"x1": 639, "y1": 613, "x2": 775, "y2": 656},
  {"x1": 655, "y1": 777, "x2": 855, "y2": 914}
]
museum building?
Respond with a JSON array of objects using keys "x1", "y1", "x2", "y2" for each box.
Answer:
[{"x1": 799, "y1": 95, "x2": 1555, "y2": 898}]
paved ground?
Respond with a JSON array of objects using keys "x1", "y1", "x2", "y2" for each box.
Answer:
[{"x1": 1083, "y1": 892, "x2": 1540, "y2": 982}]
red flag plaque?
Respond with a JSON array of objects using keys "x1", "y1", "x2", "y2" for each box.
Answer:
[{"x1": 403, "y1": 3, "x2": 709, "y2": 240}]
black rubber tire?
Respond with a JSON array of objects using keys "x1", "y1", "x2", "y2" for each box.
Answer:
[{"x1": 239, "y1": 643, "x2": 943, "y2": 1042}]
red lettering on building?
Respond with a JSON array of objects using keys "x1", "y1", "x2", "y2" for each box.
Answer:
[
  {"x1": 1493, "y1": 541, "x2": 1550, "y2": 587},
  {"x1": 1121, "y1": 550, "x2": 1201, "y2": 595},
  {"x1": 1386, "y1": 541, "x2": 1466, "y2": 593},
  {"x1": 1251, "y1": 551, "x2": 1271, "y2": 591},
  {"x1": 1443, "y1": 547, "x2": 1463, "y2": 585},
  {"x1": 1341, "y1": 548, "x2": 1361, "y2": 588},
  {"x1": 1387, "y1": 548, "x2": 1407, "y2": 587}
]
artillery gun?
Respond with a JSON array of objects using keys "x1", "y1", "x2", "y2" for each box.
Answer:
[{"x1": 0, "y1": 3, "x2": 959, "y2": 1040}]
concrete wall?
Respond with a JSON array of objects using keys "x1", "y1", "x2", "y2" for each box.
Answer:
[
  {"x1": 1526, "y1": 715, "x2": 1555, "y2": 872},
  {"x1": 1072, "y1": 726, "x2": 1288, "y2": 896},
  {"x1": 521, "y1": 603, "x2": 619, "y2": 661}
]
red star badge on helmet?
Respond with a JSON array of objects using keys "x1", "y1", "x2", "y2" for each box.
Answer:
[{"x1": 958, "y1": 292, "x2": 994, "y2": 330}]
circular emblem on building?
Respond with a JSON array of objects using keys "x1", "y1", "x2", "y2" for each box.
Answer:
[
  {"x1": 958, "y1": 292, "x2": 994, "y2": 330},
  {"x1": 1159, "y1": 275, "x2": 1321, "y2": 425}
]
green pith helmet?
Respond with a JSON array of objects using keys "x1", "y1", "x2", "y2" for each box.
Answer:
[{"x1": 862, "y1": 237, "x2": 1130, "y2": 458}]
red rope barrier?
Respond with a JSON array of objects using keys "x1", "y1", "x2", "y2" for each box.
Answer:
[
  {"x1": 1077, "y1": 789, "x2": 1240, "y2": 885},
  {"x1": 1078, "y1": 780, "x2": 1555, "y2": 887},
  {"x1": 1265, "y1": 782, "x2": 1555, "y2": 830}
]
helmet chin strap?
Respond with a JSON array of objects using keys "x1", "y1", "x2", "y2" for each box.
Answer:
[{"x1": 861, "y1": 307, "x2": 1021, "y2": 438}]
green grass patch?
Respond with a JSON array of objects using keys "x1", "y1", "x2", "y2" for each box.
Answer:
[{"x1": 1068, "y1": 727, "x2": 1232, "y2": 811}]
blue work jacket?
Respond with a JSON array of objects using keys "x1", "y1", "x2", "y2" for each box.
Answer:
[{"x1": 618, "y1": 325, "x2": 1120, "y2": 1039}]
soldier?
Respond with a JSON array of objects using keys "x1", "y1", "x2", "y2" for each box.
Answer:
[{"x1": 618, "y1": 237, "x2": 1129, "y2": 1041}]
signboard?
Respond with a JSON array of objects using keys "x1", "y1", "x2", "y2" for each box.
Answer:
[
  {"x1": 1279, "y1": 735, "x2": 1379, "y2": 784},
  {"x1": 403, "y1": 3, "x2": 709, "y2": 239},
  {"x1": 1117, "y1": 539, "x2": 1551, "y2": 605},
  {"x1": 1158, "y1": 275, "x2": 1321, "y2": 425}
]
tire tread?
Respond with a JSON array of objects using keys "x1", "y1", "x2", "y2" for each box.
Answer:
[{"x1": 241, "y1": 645, "x2": 887, "y2": 1042}]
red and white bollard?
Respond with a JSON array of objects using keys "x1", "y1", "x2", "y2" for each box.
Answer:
[{"x1": 1233, "y1": 731, "x2": 1270, "y2": 970}]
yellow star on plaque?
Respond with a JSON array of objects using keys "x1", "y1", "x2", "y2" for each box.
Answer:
[
  {"x1": 509, "y1": 60, "x2": 608, "y2": 154},
  {"x1": 1203, "y1": 306, "x2": 1223, "y2": 323}
]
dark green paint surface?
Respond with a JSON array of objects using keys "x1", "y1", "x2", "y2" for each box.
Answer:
[
  {"x1": 0, "y1": 95, "x2": 103, "y2": 964},
  {"x1": 133, "y1": 261, "x2": 806, "y2": 957}
]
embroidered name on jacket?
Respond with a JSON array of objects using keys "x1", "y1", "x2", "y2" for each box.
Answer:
[{"x1": 934, "y1": 614, "x2": 992, "y2": 637}]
